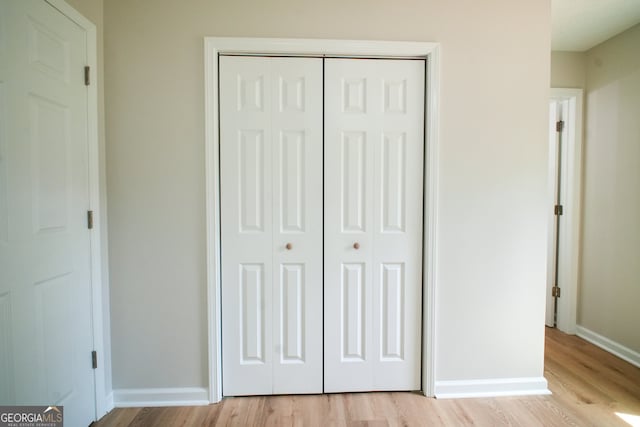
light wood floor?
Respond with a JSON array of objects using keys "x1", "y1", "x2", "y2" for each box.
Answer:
[{"x1": 96, "y1": 328, "x2": 640, "y2": 426}]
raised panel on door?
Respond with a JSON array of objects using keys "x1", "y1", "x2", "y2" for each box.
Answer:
[
  {"x1": 0, "y1": 1, "x2": 95, "y2": 423},
  {"x1": 220, "y1": 56, "x2": 322, "y2": 396},
  {"x1": 271, "y1": 58, "x2": 322, "y2": 394},
  {"x1": 324, "y1": 58, "x2": 424, "y2": 392},
  {"x1": 341, "y1": 263, "x2": 366, "y2": 362}
]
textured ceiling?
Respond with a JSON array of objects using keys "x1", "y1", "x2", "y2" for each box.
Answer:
[{"x1": 552, "y1": 0, "x2": 640, "y2": 51}]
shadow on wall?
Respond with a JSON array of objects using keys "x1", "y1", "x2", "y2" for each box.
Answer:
[{"x1": 586, "y1": 24, "x2": 640, "y2": 91}]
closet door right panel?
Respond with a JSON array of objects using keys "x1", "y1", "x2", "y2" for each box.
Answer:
[{"x1": 324, "y1": 58, "x2": 424, "y2": 392}]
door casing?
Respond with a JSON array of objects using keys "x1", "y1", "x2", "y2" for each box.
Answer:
[
  {"x1": 546, "y1": 88, "x2": 583, "y2": 334},
  {"x1": 204, "y1": 37, "x2": 441, "y2": 403}
]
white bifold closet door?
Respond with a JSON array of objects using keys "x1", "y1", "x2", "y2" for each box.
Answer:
[
  {"x1": 221, "y1": 56, "x2": 425, "y2": 395},
  {"x1": 324, "y1": 58, "x2": 425, "y2": 392},
  {"x1": 220, "y1": 56, "x2": 323, "y2": 395}
]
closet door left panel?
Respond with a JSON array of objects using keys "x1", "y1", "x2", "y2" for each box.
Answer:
[{"x1": 220, "y1": 56, "x2": 323, "y2": 396}]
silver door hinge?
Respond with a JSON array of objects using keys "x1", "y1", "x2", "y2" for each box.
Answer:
[
  {"x1": 556, "y1": 120, "x2": 564, "y2": 132},
  {"x1": 554, "y1": 205, "x2": 563, "y2": 215},
  {"x1": 84, "y1": 66, "x2": 90, "y2": 86},
  {"x1": 91, "y1": 351, "x2": 97, "y2": 369},
  {"x1": 552, "y1": 286, "x2": 561, "y2": 298},
  {"x1": 87, "y1": 210, "x2": 94, "y2": 229}
]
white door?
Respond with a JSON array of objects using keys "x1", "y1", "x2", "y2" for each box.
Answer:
[
  {"x1": 324, "y1": 58, "x2": 424, "y2": 392},
  {"x1": 0, "y1": 0, "x2": 95, "y2": 424},
  {"x1": 220, "y1": 56, "x2": 323, "y2": 395}
]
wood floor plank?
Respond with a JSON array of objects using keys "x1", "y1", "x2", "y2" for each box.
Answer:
[{"x1": 95, "y1": 329, "x2": 640, "y2": 426}]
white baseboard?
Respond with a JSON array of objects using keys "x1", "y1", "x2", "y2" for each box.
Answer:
[
  {"x1": 113, "y1": 387, "x2": 210, "y2": 408},
  {"x1": 576, "y1": 325, "x2": 640, "y2": 368},
  {"x1": 434, "y1": 377, "x2": 550, "y2": 399}
]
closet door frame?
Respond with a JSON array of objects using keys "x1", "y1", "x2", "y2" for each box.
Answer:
[{"x1": 204, "y1": 37, "x2": 441, "y2": 403}]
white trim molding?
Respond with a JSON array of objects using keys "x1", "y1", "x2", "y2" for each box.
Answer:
[
  {"x1": 45, "y1": 0, "x2": 111, "y2": 420},
  {"x1": 577, "y1": 326, "x2": 640, "y2": 368},
  {"x1": 434, "y1": 377, "x2": 551, "y2": 399},
  {"x1": 113, "y1": 388, "x2": 210, "y2": 408},
  {"x1": 204, "y1": 37, "x2": 441, "y2": 402},
  {"x1": 422, "y1": 41, "x2": 441, "y2": 400}
]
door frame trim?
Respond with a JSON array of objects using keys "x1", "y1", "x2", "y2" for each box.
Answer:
[
  {"x1": 44, "y1": 0, "x2": 110, "y2": 419},
  {"x1": 546, "y1": 88, "x2": 583, "y2": 334},
  {"x1": 204, "y1": 37, "x2": 441, "y2": 402}
]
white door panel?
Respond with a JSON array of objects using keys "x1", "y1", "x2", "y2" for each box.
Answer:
[
  {"x1": 221, "y1": 56, "x2": 323, "y2": 395},
  {"x1": 271, "y1": 58, "x2": 323, "y2": 394},
  {"x1": 324, "y1": 58, "x2": 424, "y2": 392},
  {"x1": 0, "y1": 0, "x2": 95, "y2": 424},
  {"x1": 221, "y1": 57, "x2": 274, "y2": 395}
]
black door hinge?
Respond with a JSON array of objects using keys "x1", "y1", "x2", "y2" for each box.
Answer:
[
  {"x1": 87, "y1": 210, "x2": 94, "y2": 229},
  {"x1": 84, "y1": 66, "x2": 90, "y2": 86},
  {"x1": 556, "y1": 120, "x2": 564, "y2": 132},
  {"x1": 554, "y1": 205, "x2": 563, "y2": 216},
  {"x1": 552, "y1": 286, "x2": 561, "y2": 298},
  {"x1": 91, "y1": 350, "x2": 98, "y2": 369}
]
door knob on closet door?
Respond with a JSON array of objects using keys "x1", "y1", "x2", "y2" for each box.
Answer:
[
  {"x1": 285, "y1": 243, "x2": 292, "y2": 250},
  {"x1": 353, "y1": 242, "x2": 360, "y2": 250}
]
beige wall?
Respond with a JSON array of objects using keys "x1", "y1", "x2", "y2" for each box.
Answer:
[
  {"x1": 549, "y1": 26, "x2": 640, "y2": 356},
  {"x1": 104, "y1": 0, "x2": 551, "y2": 389},
  {"x1": 551, "y1": 51, "x2": 587, "y2": 88},
  {"x1": 579, "y1": 24, "x2": 640, "y2": 352},
  {"x1": 63, "y1": 0, "x2": 113, "y2": 398}
]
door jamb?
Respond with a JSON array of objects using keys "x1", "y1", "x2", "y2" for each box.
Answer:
[
  {"x1": 546, "y1": 88, "x2": 583, "y2": 334},
  {"x1": 204, "y1": 37, "x2": 441, "y2": 402},
  {"x1": 45, "y1": 0, "x2": 110, "y2": 419}
]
